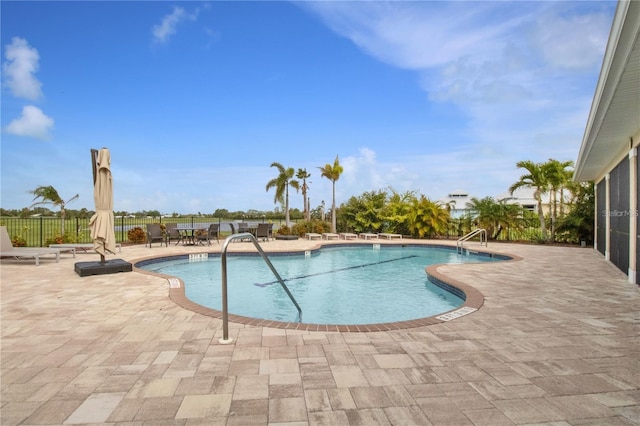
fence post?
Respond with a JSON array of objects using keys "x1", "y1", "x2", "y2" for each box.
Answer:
[{"x1": 40, "y1": 216, "x2": 44, "y2": 247}]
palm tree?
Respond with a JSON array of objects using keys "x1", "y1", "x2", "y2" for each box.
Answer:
[
  {"x1": 265, "y1": 162, "x2": 299, "y2": 227},
  {"x1": 468, "y1": 196, "x2": 521, "y2": 240},
  {"x1": 296, "y1": 168, "x2": 311, "y2": 221},
  {"x1": 29, "y1": 185, "x2": 79, "y2": 235},
  {"x1": 544, "y1": 159, "x2": 574, "y2": 217},
  {"x1": 509, "y1": 160, "x2": 548, "y2": 241},
  {"x1": 318, "y1": 155, "x2": 343, "y2": 233},
  {"x1": 542, "y1": 159, "x2": 574, "y2": 241}
]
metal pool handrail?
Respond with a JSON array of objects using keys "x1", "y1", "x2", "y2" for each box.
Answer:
[
  {"x1": 456, "y1": 228, "x2": 487, "y2": 254},
  {"x1": 219, "y1": 232, "x2": 302, "y2": 344}
]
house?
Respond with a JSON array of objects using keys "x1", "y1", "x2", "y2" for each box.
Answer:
[
  {"x1": 574, "y1": 0, "x2": 640, "y2": 284},
  {"x1": 438, "y1": 190, "x2": 473, "y2": 218},
  {"x1": 495, "y1": 187, "x2": 572, "y2": 216},
  {"x1": 495, "y1": 187, "x2": 538, "y2": 212},
  {"x1": 442, "y1": 187, "x2": 551, "y2": 218}
]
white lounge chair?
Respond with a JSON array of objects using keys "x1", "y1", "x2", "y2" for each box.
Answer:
[
  {"x1": 305, "y1": 233, "x2": 322, "y2": 240},
  {"x1": 322, "y1": 233, "x2": 340, "y2": 240},
  {"x1": 379, "y1": 233, "x2": 402, "y2": 239},
  {"x1": 49, "y1": 243, "x2": 123, "y2": 254},
  {"x1": 358, "y1": 233, "x2": 378, "y2": 240},
  {"x1": 0, "y1": 226, "x2": 60, "y2": 266},
  {"x1": 339, "y1": 233, "x2": 357, "y2": 240}
]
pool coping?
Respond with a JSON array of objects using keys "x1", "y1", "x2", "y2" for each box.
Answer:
[{"x1": 132, "y1": 242, "x2": 522, "y2": 332}]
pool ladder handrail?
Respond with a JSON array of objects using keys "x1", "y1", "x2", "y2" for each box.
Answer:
[
  {"x1": 219, "y1": 232, "x2": 302, "y2": 344},
  {"x1": 456, "y1": 228, "x2": 487, "y2": 254}
]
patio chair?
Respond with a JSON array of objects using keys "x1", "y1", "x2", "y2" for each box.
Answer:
[
  {"x1": 146, "y1": 224, "x2": 167, "y2": 248},
  {"x1": 230, "y1": 222, "x2": 251, "y2": 242},
  {"x1": 0, "y1": 226, "x2": 61, "y2": 266},
  {"x1": 197, "y1": 223, "x2": 220, "y2": 245},
  {"x1": 165, "y1": 223, "x2": 183, "y2": 246},
  {"x1": 255, "y1": 223, "x2": 273, "y2": 242}
]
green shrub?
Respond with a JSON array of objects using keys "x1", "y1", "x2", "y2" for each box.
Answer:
[
  {"x1": 11, "y1": 226, "x2": 28, "y2": 247},
  {"x1": 275, "y1": 225, "x2": 292, "y2": 236},
  {"x1": 45, "y1": 232, "x2": 79, "y2": 246},
  {"x1": 291, "y1": 220, "x2": 331, "y2": 236},
  {"x1": 11, "y1": 235, "x2": 27, "y2": 247},
  {"x1": 128, "y1": 226, "x2": 146, "y2": 243}
]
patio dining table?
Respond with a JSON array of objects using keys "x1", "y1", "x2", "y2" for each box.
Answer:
[
  {"x1": 238, "y1": 225, "x2": 257, "y2": 235},
  {"x1": 177, "y1": 226, "x2": 208, "y2": 246}
]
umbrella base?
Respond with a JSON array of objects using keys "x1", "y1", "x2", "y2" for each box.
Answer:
[{"x1": 75, "y1": 259, "x2": 132, "y2": 277}]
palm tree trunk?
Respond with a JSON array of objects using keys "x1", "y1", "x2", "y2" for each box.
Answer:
[
  {"x1": 331, "y1": 181, "x2": 337, "y2": 233},
  {"x1": 536, "y1": 195, "x2": 548, "y2": 241},
  {"x1": 285, "y1": 185, "x2": 291, "y2": 228},
  {"x1": 551, "y1": 189, "x2": 557, "y2": 242}
]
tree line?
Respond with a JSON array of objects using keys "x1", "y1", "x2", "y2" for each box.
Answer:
[
  {"x1": 2, "y1": 157, "x2": 593, "y2": 244},
  {"x1": 267, "y1": 157, "x2": 591, "y2": 243}
]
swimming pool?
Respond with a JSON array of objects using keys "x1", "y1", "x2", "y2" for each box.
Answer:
[{"x1": 138, "y1": 244, "x2": 502, "y2": 326}]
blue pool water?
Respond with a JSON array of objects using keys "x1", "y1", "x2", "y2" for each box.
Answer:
[{"x1": 139, "y1": 245, "x2": 500, "y2": 325}]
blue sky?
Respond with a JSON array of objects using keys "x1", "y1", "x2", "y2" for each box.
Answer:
[{"x1": 1, "y1": 1, "x2": 616, "y2": 215}]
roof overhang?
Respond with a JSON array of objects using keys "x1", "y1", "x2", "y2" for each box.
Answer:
[{"x1": 574, "y1": 0, "x2": 640, "y2": 182}]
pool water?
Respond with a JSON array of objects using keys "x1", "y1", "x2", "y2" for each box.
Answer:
[{"x1": 140, "y1": 245, "x2": 499, "y2": 325}]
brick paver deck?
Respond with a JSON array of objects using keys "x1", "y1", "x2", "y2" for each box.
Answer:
[{"x1": 1, "y1": 239, "x2": 638, "y2": 425}]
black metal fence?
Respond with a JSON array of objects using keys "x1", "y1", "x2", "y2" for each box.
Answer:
[
  {"x1": 1, "y1": 216, "x2": 288, "y2": 247},
  {"x1": 2, "y1": 215, "x2": 546, "y2": 247},
  {"x1": 444, "y1": 217, "x2": 545, "y2": 242}
]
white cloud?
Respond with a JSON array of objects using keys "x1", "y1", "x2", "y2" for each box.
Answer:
[
  {"x1": 341, "y1": 147, "x2": 385, "y2": 191},
  {"x1": 325, "y1": 146, "x2": 522, "y2": 205},
  {"x1": 5, "y1": 105, "x2": 54, "y2": 140},
  {"x1": 152, "y1": 6, "x2": 201, "y2": 43},
  {"x1": 302, "y1": 2, "x2": 612, "y2": 105},
  {"x1": 531, "y1": 10, "x2": 612, "y2": 70},
  {"x1": 301, "y1": 1, "x2": 613, "y2": 191},
  {"x1": 302, "y1": 2, "x2": 532, "y2": 70},
  {"x1": 2, "y1": 37, "x2": 43, "y2": 101}
]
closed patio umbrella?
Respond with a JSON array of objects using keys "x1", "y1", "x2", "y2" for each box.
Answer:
[{"x1": 88, "y1": 148, "x2": 116, "y2": 262}]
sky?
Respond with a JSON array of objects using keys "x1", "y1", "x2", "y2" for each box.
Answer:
[{"x1": 1, "y1": 1, "x2": 616, "y2": 215}]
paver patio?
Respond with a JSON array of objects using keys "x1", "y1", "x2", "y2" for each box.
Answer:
[{"x1": 1, "y1": 238, "x2": 638, "y2": 425}]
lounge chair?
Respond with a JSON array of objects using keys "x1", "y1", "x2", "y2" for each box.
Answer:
[
  {"x1": 165, "y1": 223, "x2": 183, "y2": 246},
  {"x1": 255, "y1": 223, "x2": 273, "y2": 242},
  {"x1": 305, "y1": 233, "x2": 322, "y2": 240},
  {"x1": 339, "y1": 233, "x2": 357, "y2": 240},
  {"x1": 322, "y1": 233, "x2": 339, "y2": 240},
  {"x1": 0, "y1": 226, "x2": 61, "y2": 266},
  {"x1": 146, "y1": 224, "x2": 167, "y2": 247},
  {"x1": 197, "y1": 223, "x2": 220, "y2": 245},
  {"x1": 379, "y1": 233, "x2": 402, "y2": 239},
  {"x1": 358, "y1": 233, "x2": 378, "y2": 240},
  {"x1": 49, "y1": 242, "x2": 122, "y2": 254}
]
